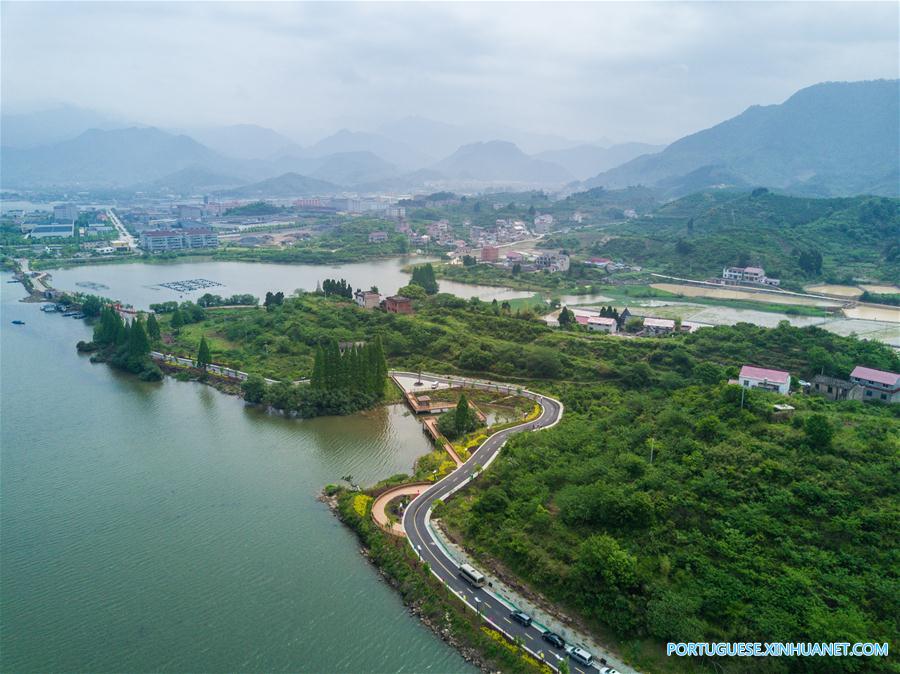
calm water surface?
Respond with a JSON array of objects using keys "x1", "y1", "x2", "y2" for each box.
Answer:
[
  {"x1": 47, "y1": 258, "x2": 534, "y2": 309},
  {"x1": 0, "y1": 276, "x2": 473, "y2": 673}
]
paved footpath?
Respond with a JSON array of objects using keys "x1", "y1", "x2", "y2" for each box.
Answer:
[{"x1": 370, "y1": 484, "x2": 430, "y2": 536}]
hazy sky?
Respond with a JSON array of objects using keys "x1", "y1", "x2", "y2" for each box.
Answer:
[{"x1": 2, "y1": 1, "x2": 898, "y2": 144}]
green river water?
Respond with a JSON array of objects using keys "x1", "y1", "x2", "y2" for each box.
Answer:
[{"x1": 0, "y1": 274, "x2": 472, "y2": 673}]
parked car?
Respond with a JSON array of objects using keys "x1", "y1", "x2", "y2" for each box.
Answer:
[
  {"x1": 599, "y1": 668, "x2": 620, "y2": 674},
  {"x1": 509, "y1": 610, "x2": 532, "y2": 627},
  {"x1": 569, "y1": 646, "x2": 594, "y2": 667},
  {"x1": 542, "y1": 631, "x2": 565, "y2": 649}
]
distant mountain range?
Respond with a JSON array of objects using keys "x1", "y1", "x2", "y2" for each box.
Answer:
[
  {"x1": 184, "y1": 124, "x2": 303, "y2": 160},
  {"x1": 218, "y1": 172, "x2": 340, "y2": 198},
  {"x1": 1, "y1": 104, "x2": 130, "y2": 148},
  {"x1": 142, "y1": 166, "x2": 246, "y2": 193},
  {"x1": 1, "y1": 127, "x2": 228, "y2": 187},
  {"x1": 536, "y1": 142, "x2": 665, "y2": 181},
  {"x1": 3, "y1": 80, "x2": 895, "y2": 197},
  {"x1": 584, "y1": 79, "x2": 900, "y2": 197},
  {"x1": 431, "y1": 141, "x2": 574, "y2": 185}
]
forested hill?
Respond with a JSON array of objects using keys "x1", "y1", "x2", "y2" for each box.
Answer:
[
  {"x1": 154, "y1": 291, "x2": 899, "y2": 672},
  {"x1": 585, "y1": 79, "x2": 900, "y2": 198},
  {"x1": 600, "y1": 190, "x2": 899, "y2": 286}
]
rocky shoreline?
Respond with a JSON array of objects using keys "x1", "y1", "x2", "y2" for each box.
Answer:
[{"x1": 320, "y1": 492, "x2": 497, "y2": 673}]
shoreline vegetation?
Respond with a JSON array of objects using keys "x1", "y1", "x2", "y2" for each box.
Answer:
[
  {"x1": 325, "y1": 485, "x2": 553, "y2": 674},
  {"x1": 20, "y1": 255, "x2": 900, "y2": 674}
]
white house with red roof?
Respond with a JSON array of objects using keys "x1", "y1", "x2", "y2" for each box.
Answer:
[
  {"x1": 739, "y1": 365, "x2": 791, "y2": 395},
  {"x1": 849, "y1": 366, "x2": 900, "y2": 403}
]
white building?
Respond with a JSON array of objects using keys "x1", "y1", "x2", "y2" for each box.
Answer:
[
  {"x1": 739, "y1": 365, "x2": 791, "y2": 395},
  {"x1": 849, "y1": 366, "x2": 900, "y2": 404},
  {"x1": 354, "y1": 290, "x2": 382, "y2": 309},
  {"x1": 722, "y1": 266, "x2": 780, "y2": 287},
  {"x1": 643, "y1": 317, "x2": 676, "y2": 335},
  {"x1": 140, "y1": 229, "x2": 218, "y2": 252},
  {"x1": 587, "y1": 316, "x2": 618, "y2": 333}
]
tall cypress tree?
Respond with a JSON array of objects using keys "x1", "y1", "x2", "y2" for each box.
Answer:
[
  {"x1": 146, "y1": 313, "x2": 161, "y2": 341},
  {"x1": 311, "y1": 345, "x2": 326, "y2": 390},
  {"x1": 197, "y1": 336, "x2": 211, "y2": 369},
  {"x1": 325, "y1": 339, "x2": 341, "y2": 390},
  {"x1": 455, "y1": 393, "x2": 470, "y2": 436}
]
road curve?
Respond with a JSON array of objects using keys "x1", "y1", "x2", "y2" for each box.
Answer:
[{"x1": 395, "y1": 372, "x2": 621, "y2": 674}]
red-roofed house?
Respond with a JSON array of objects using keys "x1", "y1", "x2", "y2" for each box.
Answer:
[
  {"x1": 850, "y1": 366, "x2": 900, "y2": 403},
  {"x1": 739, "y1": 365, "x2": 791, "y2": 395},
  {"x1": 589, "y1": 257, "x2": 612, "y2": 268}
]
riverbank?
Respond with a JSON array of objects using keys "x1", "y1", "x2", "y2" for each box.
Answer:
[
  {"x1": 2, "y1": 278, "x2": 470, "y2": 672},
  {"x1": 25, "y1": 246, "x2": 436, "y2": 272},
  {"x1": 326, "y1": 486, "x2": 552, "y2": 674}
]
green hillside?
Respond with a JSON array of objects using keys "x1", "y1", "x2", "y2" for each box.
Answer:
[{"x1": 595, "y1": 190, "x2": 899, "y2": 287}]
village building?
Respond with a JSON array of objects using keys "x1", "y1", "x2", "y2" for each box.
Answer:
[
  {"x1": 587, "y1": 316, "x2": 618, "y2": 333},
  {"x1": 368, "y1": 231, "x2": 388, "y2": 243},
  {"x1": 722, "y1": 266, "x2": 780, "y2": 287},
  {"x1": 642, "y1": 317, "x2": 676, "y2": 335},
  {"x1": 481, "y1": 245, "x2": 499, "y2": 262},
  {"x1": 738, "y1": 365, "x2": 791, "y2": 395},
  {"x1": 533, "y1": 214, "x2": 555, "y2": 233},
  {"x1": 384, "y1": 295, "x2": 413, "y2": 314},
  {"x1": 354, "y1": 290, "x2": 382, "y2": 309},
  {"x1": 811, "y1": 374, "x2": 862, "y2": 401},
  {"x1": 849, "y1": 366, "x2": 900, "y2": 403},
  {"x1": 535, "y1": 251, "x2": 570, "y2": 273}
]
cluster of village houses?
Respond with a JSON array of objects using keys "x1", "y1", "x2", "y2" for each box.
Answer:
[
  {"x1": 543, "y1": 306, "x2": 899, "y2": 405},
  {"x1": 736, "y1": 364, "x2": 899, "y2": 405},
  {"x1": 545, "y1": 306, "x2": 698, "y2": 336}
]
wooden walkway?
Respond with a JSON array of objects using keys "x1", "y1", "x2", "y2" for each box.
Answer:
[{"x1": 422, "y1": 417, "x2": 464, "y2": 467}]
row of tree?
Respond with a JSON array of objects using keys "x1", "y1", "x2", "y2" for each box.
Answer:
[
  {"x1": 88, "y1": 305, "x2": 161, "y2": 380},
  {"x1": 320, "y1": 278, "x2": 353, "y2": 298},
  {"x1": 264, "y1": 291, "x2": 285, "y2": 309},
  {"x1": 240, "y1": 336, "x2": 389, "y2": 418},
  {"x1": 410, "y1": 264, "x2": 439, "y2": 294},
  {"x1": 310, "y1": 337, "x2": 388, "y2": 398}
]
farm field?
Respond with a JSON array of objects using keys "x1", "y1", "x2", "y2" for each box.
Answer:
[
  {"x1": 650, "y1": 282, "x2": 843, "y2": 307},
  {"x1": 804, "y1": 283, "x2": 864, "y2": 298}
]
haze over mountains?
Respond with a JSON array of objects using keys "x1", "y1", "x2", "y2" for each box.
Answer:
[
  {"x1": 584, "y1": 80, "x2": 899, "y2": 198},
  {"x1": 1, "y1": 79, "x2": 897, "y2": 197}
]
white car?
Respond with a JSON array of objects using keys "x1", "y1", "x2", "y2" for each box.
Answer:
[{"x1": 599, "y1": 668, "x2": 620, "y2": 674}]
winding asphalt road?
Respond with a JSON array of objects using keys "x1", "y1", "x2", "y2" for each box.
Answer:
[{"x1": 398, "y1": 372, "x2": 621, "y2": 674}]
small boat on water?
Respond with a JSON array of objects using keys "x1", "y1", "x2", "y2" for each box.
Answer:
[
  {"x1": 11, "y1": 320, "x2": 25, "y2": 325},
  {"x1": 70, "y1": 313, "x2": 85, "y2": 319},
  {"x1": 61, "y1": 311, "x2": 78, "y2": 317}
]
